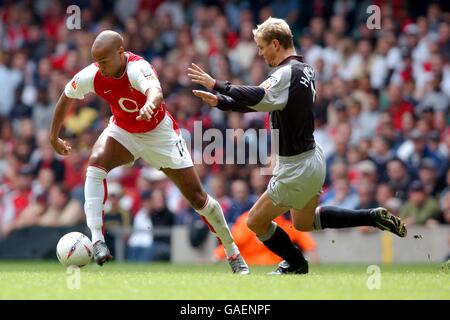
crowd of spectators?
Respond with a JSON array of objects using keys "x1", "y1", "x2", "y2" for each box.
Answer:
[{"x1": 0, "y1": 0, "x2": 449, "y2": 260}]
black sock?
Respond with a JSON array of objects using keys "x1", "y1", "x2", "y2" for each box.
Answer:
[
  {"x1": 262, "y1": 226, "x2": 306, "y2": 267},
  {"x1": 318, "y1": 207, "x2": 376, "y2": 229}
]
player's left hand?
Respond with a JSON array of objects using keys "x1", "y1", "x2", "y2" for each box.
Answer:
[
  {"x1": 136, "y1": 102, "x2": 156, "y2": 121},
  {"x1": 187, "y1": 63, "x2": 215, "y2": 90}
]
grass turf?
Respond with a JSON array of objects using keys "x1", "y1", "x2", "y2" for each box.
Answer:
[{"x1": 0, "y1": 260, "x2": 448, "y2": 300}]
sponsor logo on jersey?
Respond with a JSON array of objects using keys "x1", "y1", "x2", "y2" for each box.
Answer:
[
  {"x1": 71, "y1": 76, "x2": 79, "y2": 90},
  {"x1": 259, "y1": 76, "x2": 278, "y2": 90},
  {"x1": 141, "y1": 67, "x2": 153, "y2": 80}
]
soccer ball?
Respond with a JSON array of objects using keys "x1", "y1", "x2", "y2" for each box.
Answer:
[{"x1": 56, "y1": 232, "x2": 93, "y2": 267}]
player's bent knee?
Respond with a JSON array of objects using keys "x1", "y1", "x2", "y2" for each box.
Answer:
[
  {"x1": 88, "y1": 153, "x2": 103, "y2": 167},
  {"x1": 246, "y1": 215, "x2": 256, "y2": 231},
  {"x1": 246, "y1": 212, "x2": 265, "y2": 233},
  {"x1": 188, "y1": 190, "x2": 208, "y2": 210},
  {"x1": 292, "y1": 215, "x2": 315, "y2": 231},
  {"x1": 293, "y1": 220, "x2": 314, "y2": 232}
]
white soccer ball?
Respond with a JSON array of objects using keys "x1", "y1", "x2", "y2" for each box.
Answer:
[{"x1": 56, "y1": 232, "x2": 93, "y2": 267}]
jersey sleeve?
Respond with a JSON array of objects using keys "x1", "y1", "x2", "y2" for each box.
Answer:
[
  {"x1": 127, "y1": 59, "x2": 161, "y2": 95},
  {"x1": 253, "y1": 65, "x2": 291, "y2": 111},
  {"x1": 64, "y1": 64, "x2": 96, "y2": 99},
  {"x1": 216, "y1": 94, "x2": 257, "y2": 113},
  {"x1": 213, "y1": 64, "x2": 292, "y2": 112}
]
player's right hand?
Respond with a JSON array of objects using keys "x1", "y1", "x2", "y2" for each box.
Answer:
[
  {"x1": 192, "y1": 90, "x2": 218, "y2": 107},
  {"x1": 50, "y1": 137, "x2": 72, "y2": 156},
  {"x1": 136, "y1": 102, "x2": 156, "y2": 121}
]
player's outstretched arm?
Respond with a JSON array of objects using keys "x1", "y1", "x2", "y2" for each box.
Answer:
[
  {"x1": 188, "y1": 62, "x2": 264, "y2": 105},
  {"x1": 49, "y1": 93, "x2": 74, "y2": 156},
  {"x1": 136, "y1": 87, "x2": 163, "y2": 121},
  {"x1": 188, "y1": 62, "x2": 287, "y2": 112},
  {"x1": 192, "y1": 90, "x2": 218, "y2": 107},
  {"x1": 189, "y1": 63, "x2": 260, "y2": 113},
  {"x1": 187, "y1": 63, "x2": 216, "y2": 89},
  {"x1": 192, "y1": 90, "x2": 256, "y2": 113}
]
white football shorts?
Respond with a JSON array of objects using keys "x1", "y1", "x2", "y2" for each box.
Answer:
[
  {"x1": 102, "y1": 112, "x2": 193, "y2": 170},
  {"x1": 267, "y1": 143, "x2": 326, "y2": 210}
]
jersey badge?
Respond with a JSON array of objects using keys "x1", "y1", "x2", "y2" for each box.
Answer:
[
  {"x1": 71, "y1": 76, "x2": 79, "y2": 90},
  {"x1": 259, "y1": 76, "x2": 278, "y2": 90}
]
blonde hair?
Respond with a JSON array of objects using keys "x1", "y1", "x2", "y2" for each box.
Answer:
[{"x1": 252, "y1": 17, "x2": 294, "y2": 49}]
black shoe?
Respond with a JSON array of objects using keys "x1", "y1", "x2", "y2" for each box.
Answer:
[
  {"x1": 371, "y1": 207, "x2": 407, "y2": 237},
  {"x1": 268, "y1": 260, "x2": 309, "y2": 275},
  {"x1": 93, "y1": 240, "x2": 113, "y2": 266},
  {"x1": 228, "y1": 253, "x2": 250, "y2": 275}
]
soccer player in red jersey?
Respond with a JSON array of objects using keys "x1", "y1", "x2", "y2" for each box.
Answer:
[{"x1": 49, "y1": 30, "x2": 249, "y2": 274}]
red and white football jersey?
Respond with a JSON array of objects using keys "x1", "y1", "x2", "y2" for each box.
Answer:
[{"x1": 65, "y1": 52, "x2": 166, "y2": 133}]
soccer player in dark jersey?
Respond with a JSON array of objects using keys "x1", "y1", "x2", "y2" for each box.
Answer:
[
  {"x1": 49, "y1": 30, "x2": 249, "y2": 274},
  {"x1": 188, "y1": 17, "x2": 406, "y2": 275}
]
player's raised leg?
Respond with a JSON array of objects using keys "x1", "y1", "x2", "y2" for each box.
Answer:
[
  {"x1": 246, "y1": 192, "x2": 309, "y2": 275},
  {"x1": 290, "y1": 195, "x2": 407, "y2": 237},
  {"x1": 85, "y1": 133, "x2": 135, "y2": 266},
  {"x1": 161, "y1": 166, "x2": 250, "y2": 274}
]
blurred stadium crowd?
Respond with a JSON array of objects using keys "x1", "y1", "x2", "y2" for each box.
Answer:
[{"x1": 0, "y1": 0, "x2": 449, "y2": 261}]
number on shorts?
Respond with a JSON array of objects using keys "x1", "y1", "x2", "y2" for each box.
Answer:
[{"x1": 175, "y1": 140, "x2": 185, "y2": 158}]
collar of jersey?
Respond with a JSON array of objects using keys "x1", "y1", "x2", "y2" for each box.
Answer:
[{"x1": 277, "y1": 55, "x2": 304, "y2": 67}]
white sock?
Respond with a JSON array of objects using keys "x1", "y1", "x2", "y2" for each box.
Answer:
[
  {"x1": 196, "y1": 195, "x2": 239, "y2": 258},
  {"x1": 84, "y1": 166, "x2": 107, "y2": 243}
]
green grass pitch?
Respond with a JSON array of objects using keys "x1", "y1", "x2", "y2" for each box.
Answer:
[{"x1": 0, "y1": 261, "x2": 448, "y2": 299}]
